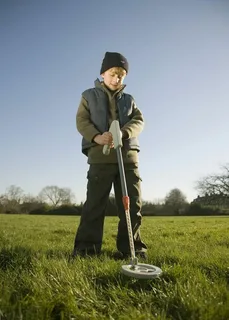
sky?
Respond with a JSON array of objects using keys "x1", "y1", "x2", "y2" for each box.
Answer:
[{"x1": 1, "y1": 0, "x2": 229, "y2": 203}]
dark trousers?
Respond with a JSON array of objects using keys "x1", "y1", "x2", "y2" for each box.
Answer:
[{"x1": 73, "y1": 163, "x2": 147, "y2": 255}]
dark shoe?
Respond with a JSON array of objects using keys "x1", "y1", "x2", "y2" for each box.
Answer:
[
  {"x1": 112, "y1": 251, "x2": 126, "y2": 260},
  {"x1": 70, "y1": 248, "x2": 100, "y2": 259},
  {"x1": 136, "y1": 251, "x2": 148, "y2": 260}
]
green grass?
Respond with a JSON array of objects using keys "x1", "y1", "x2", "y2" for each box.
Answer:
[{"x1": 0, "y1": 214, "x2": 229, "y2": 320}]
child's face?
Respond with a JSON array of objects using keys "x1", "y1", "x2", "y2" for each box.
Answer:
[{"x1": 101, "y1": 67, "x2": 126, "y2": 91}]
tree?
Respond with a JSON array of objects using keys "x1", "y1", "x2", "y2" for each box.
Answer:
[
  {"x1": 0, "y1": 195, "x2": 6, "y2": 213},
  {"x1": 20, "y1": 193, "x2": 45, "y2": 214},
  {"x1": 196, "y1": 164, "x2": 229, "y2": 196},
  {"x1": 164, "y1": 188, "x2": 188, "y2": 214},
  {"x1": 38, "y1": 186, "x2": 75, "y2": 207},
  {"x1": 5, "y1": 185, "x2": 24, "y2": 203},
  {"x1": 0, "y1": 185, "x2": 24, "y2": 213}
]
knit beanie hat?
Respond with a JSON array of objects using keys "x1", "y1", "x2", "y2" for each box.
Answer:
[{"x1": 100, "y1": 52, "x2": 129, "y2": 74}]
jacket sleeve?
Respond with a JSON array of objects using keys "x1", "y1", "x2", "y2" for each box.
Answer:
[
  {"x1": 76, "y1": 96, "x2": 101, "y2": 142},
  {"x1": 121, "y1": 98, "x2": 144, "y2": 139}
]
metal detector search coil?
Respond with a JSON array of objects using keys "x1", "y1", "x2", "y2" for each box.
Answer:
[{"x1": 121, "y1": 263, "x2": 162, "y2": 279}]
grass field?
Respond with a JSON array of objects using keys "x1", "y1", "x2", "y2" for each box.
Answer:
[{"x1": 0, "y1": 214, "x2": 229, "y2": 320}]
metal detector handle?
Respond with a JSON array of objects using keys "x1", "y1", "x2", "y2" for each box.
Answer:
[{"x1": 102, "y1": 120, "x2": 123, "y2": 155}]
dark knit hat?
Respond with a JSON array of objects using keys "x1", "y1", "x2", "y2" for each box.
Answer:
[{"x1": 100, "y1": 52, "x2": 129, "y2": 74}]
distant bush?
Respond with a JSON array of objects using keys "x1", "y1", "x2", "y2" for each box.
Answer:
[
  {"x1": 185, "y1": 203, "x2": 221, "y2": 216},
  {"x1": 29, "y1": 204, "x2": 50, "y2": 215},
  {"x1": 142, "y1": 203, "x2": 189, "y2": 216},
  {"x1": 4, "y1": 207, "x2": 21, "y2": 214},
  {"x1": 20, "y1": 201, "x2": 48, "y2": 214},
  {"x1": 48, "y1": 204, "x2": 82, "y2": 216},
  {"x1": 2, "y1": 199, "x2": 228, "y2": 216},
  {"x1": 141, "y1": 202, "x2": 229, "y2": 216},
  {"x1": 105, "y1": 200, "x2": 118, "y2": 216}
]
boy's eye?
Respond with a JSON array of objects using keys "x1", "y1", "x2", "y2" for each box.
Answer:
[{"x1": 110, "y1": 73, "x2": 123, "y2": 78}]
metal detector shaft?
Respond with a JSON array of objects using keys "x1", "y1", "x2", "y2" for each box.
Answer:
[
  {"x1": 116, "y1": 147, "x2": 128, "y2": 196},
  {"x1": 116, "y1": 147, "x2": 137, "y2": 264},
  {"x1": 103, "y1": 120, "x2": 137, "y2": 265}
]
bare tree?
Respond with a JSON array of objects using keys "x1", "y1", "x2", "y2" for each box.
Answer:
[
  {"x1": 23, "y1": 193, "x2": 39, "y2": 203},
  {"x1": 60, "y1": 188, "x2": 76, "y2": 205},
  {"x1": 0, "y1": 195, "x2": 7, "y2": 213},
  {"x1": 5, "y1": 185, "x2": 24, "y2": 203},
  {"x1": 38, "y1": 186, "x2": 75, "y2": 206},
  {"x1": 164, "y1": 188, "x2": 188, "y2": 214},
  {"x1": 196, "y1": 164, "x2": 229, "y2": 196},
  {"x1": 0, "y1": 185, "x2": 24, "y2": 213}
]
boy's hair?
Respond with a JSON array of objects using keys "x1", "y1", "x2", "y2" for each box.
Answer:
[{"x1": 106, "y1": 67, "x2": 127, "y2": 77}]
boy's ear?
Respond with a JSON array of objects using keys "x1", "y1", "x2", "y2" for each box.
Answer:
[{"x1": 101, "y1": 73, "x2": 104, "y2": 78}]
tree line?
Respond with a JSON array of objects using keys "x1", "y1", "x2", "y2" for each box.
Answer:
[{"x1": 1, "y1": 164, "x2": 229, "y2": 216}]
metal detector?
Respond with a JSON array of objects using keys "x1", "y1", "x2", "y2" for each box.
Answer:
[{"x1": 103, "y1": 120, "x2": 162, "y2": 279}]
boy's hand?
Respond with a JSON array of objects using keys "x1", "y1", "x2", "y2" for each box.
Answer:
[{"x1": 94, "y1": 132, "x2": 114, "y2": 148}]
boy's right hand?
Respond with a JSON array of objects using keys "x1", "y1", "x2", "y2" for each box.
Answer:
[{"x1": 94, "y1": 132, "x2": 114, "y2": 147}]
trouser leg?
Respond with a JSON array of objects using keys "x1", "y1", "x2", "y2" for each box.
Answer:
[{"x1": 73, "y1": 164, "x2": 114, "y2": 255}]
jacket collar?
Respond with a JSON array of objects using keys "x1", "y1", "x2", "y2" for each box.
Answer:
[{"x1": 94, "y1": 78, "x2": 126, "y2": 97}]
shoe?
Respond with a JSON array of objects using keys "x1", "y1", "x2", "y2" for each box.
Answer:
[
  {"x1": 113, "y1": 251, "x2": 125, "y2": 260},
  {"x1": 136, "y1": 251, "x2": 147, "y2": 260}
]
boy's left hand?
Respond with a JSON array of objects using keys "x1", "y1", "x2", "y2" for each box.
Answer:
[{"x1": 94, "y1": 132, "x2": 114, "y2": 148}]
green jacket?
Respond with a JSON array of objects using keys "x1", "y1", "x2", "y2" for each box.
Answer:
[{"x1": 76, "y1": 79, "x2": 144, "y2": 164}]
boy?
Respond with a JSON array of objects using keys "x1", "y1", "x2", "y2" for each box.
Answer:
[{"x1": 73, "y1": 52, "x2": 147, "y2": 258}]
